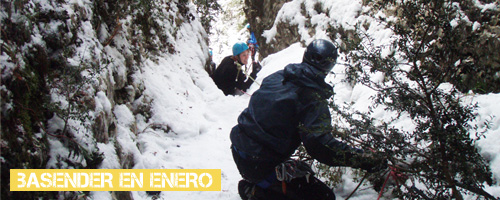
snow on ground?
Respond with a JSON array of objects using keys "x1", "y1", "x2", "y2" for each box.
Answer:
[
  {"x1": 209, "y1": 0, "x2": 250, "y2": 64},
  {"x1": 95, "y1": 44, "x2": 500, "y2": 199},
  {"x1": 94, "y1": 38, "x2": 500, "y2": 199},
  {"x1": 90, "y1": 0, "x2": 499, "y2": 199}
]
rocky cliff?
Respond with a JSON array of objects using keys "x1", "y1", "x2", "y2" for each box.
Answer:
[
  {"x1": 0, "y1": 0, "x2": 209, "y2": 199},
  {"x1": 244, "y1": 0, "x2": 293, "y2": 58},
  {"x1": 244, "y1": 0, "x2": 349, "y2": 58}
]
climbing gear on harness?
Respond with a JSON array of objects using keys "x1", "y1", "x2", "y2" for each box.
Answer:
[
  {"x1": 275, "y1": 159, "x2": 315, "y2": 194},
  {"x1": 234, "y1": 61, "x2": 261, "y2": 87},
  {"x1": 238, "y1": 179, "x2": 256, "y2": 200},
  {"x1": 275, "y1": 160, "x2": 314, "y2": 182}
]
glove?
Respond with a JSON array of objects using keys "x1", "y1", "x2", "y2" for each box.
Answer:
[
  {"x1": 367, "y1": 168, "x2": 390, "y2": 192},
  {"x1": 389, "y1": 161, "x2": 410, "y2": 183},
  {"x1": 360, "y1": 154, "x2": 390, "y2": 192},
  {"x1": 357, "y1": 152, "x2": 388, "y2": 173},
  {"x1": 252, "y1": 62, "x2": 262, "y2": 73},
  {"x1": 368, "y1": 164, "x2": 409, "y2": 192}
]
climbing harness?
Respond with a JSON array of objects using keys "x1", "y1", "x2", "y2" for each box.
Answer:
[
  {"x1": 276, "y1": 160, "x2": 313, "y2": 182},
  {"x1": 275, "y1": 159, "x2": 314, "y2": 194}
]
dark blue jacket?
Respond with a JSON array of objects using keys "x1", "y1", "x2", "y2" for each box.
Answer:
[{"x1": 230, "y1": 63, "x2": 361, "y2": 167}]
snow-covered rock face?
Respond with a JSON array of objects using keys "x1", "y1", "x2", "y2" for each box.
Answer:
[
  {"x1": 245, "y1": 0, "x2": 500, "y2": 199},
  {"x1": 244, "y1": 0, "x2": 294, "y2": 58},
  {"x1": 1, "y1": 0, "x2": 210, "y2": 199},
  {"x1": 2, "y1": 0, "x2": 499, "y2": 199},
  {"x1": 244, "y1": 0, "x2": 366, "y2": 58}
]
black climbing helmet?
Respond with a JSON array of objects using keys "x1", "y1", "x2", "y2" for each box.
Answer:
[{"x1": 302, "y1": 39, "x2": 338, "y2": 72}]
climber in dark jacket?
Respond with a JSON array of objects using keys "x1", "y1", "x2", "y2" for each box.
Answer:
[
  {"x1": 230, "y1": 39, "x2": 387, "y2": 200},
  {"x1": 212, "y1": 42, "x2": 261, "y2": 96}
]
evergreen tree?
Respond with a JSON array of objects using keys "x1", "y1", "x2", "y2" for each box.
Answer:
[
  {"x1": 193, "y1": 0, "x2": 221, "y2": 34},
  {"x1": 330, "y1": 0, "x2": 498, "y2": 199}
]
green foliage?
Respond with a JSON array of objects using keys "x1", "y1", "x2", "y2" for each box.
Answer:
[
  {"x1": 194, "y1": 0, "x2": 221, "y2": 33},
  {"x1": 227, "y1": 0, "x2": 247, "y2": 30},
  {"x1": 366, "y1": 0, "x2": 500, "y2": 94},
  {"x1": 2, "y1": 0, "x2": 203, "y2": 199},
  {"x1": 1, "y1": 1, "x2": 109, "y2": 199},
  {"x1": 315, "y1": 164, "x2": 346, "y2": 188},
  {"x1": 44, "y1": 46, "x2": 104, "y2": 173},
  {"x1": 0, "y1": 63, "x2": 57, "y2": 200},
  {"x1": 327, "y1": 25, "x2": 364, "y2": 87},
  {"x1": 330, "y1": 0, "x2": 497, "y2": 199},
  {"x1": 1, "y1": 3, "x2": 53, "y2": 199},
  {"x1": 292, "y1": 145, "x2": 344, "y2": 187},
  {"x1": 292, "y1": 145, "x2": 346, "y2": 188}
]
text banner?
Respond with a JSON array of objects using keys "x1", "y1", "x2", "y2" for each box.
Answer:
[{"x1": 10, "y1": 169, "x2": 221, "y2": 191}]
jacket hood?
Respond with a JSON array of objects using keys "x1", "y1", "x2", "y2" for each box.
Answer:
[{"x1": 283, "y1": 63, "x2": 333, "y2": 94}]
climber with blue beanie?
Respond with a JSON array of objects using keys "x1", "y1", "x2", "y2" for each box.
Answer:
[{"x1": 212, "y1": 42, "x2": 262, "y2": 96}]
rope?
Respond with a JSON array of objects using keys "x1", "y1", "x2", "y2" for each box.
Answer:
[
  {"x1": 246, "y1": 72, "x2": 261, "y2": 86},
  {"x1": 377, "y1": 169, "x2": 393, "y2": 200},
  {"x1": 345, "y1": 173, "x2": 369, "y2": 200},
  {"x1": 236, "y1": 88, "x2": 252, "y2": 96},
  {"x1": 235, "y1": 61, "x2": 261, "y2": 86},
  {"x1": 235, "y1": 61, "x2": 242, "y2": 82},
  {"x1": 377, "y1": 166, "x2": 406, "y2": 200},
  {"x1": 243, "y1": 62, "x2": 261, "y2": 86}
]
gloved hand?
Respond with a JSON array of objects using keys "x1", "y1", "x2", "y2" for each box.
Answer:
[
  {"x1": 389, "y1": 161, "x2": 410, "y2": 183},
  {"x1": 368, "y1": 163, "x2": 410, "y2": 192},
  {"x1": 359, "y1": 153, "x2": 389, "y2": 192},
  {"x1": 358, "y1": 152, "x2": 388, "y2": 173},
  {"x1": 252, "y1": 62, "x2": 262, "y2": 73}
]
